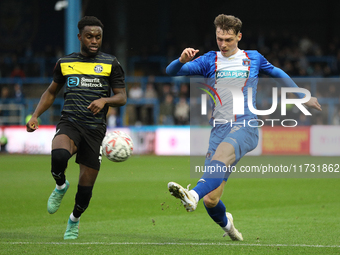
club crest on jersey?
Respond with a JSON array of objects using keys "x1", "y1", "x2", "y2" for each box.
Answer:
[
  {"x1": 242, "y1": 58, "x2": 251, "y2": 66},
  {"x1": 94, "y1": 65, "x2": 103, "y2": 73}
]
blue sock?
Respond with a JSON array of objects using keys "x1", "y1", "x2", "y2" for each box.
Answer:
[
  {"x1": 193, "y1": 160, "x2": 230, "y2": 200},
  {"x1": 204, "y1": 200, "x2": 228, "y2": 227}
]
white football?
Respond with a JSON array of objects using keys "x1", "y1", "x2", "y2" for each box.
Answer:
[{"x1": 102, "y1": 131, "x2": 133, "y2": 162}]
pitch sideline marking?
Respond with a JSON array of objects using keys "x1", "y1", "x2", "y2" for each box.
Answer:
[{"x1": 1, "y1": 242, "x2": 340, "y2": 248}]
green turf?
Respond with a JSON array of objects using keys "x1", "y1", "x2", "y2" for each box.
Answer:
[{"x1": 0, "y1": 154, "x2": 339, "y2": 254}]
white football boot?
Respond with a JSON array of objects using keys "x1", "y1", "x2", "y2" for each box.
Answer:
[
  {"x1": 168, "y1": 182, "x2": 197, "y2": 212},
  {"x1": 223, "y1": 212, "x2": 243, "y2": 241}
]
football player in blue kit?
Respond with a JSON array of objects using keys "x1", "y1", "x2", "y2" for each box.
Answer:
[{"x1": 166, "y1": 14, "x2": 322, "y2": 241}]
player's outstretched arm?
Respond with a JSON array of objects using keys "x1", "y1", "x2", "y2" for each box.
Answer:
[
  {"x1": 269, "y1": 67, "x2": 322, "y2": 108},
  {"x1": 304, "y1": 97, "x2": 322, "y2": 111},
  {"x1": 26, "y1": 81, "x2": 63, "y2": 132}
]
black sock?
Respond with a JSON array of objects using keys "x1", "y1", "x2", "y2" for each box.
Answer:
[{"x1": 72, "y1": 185, "x2": 93, "y2": 218}]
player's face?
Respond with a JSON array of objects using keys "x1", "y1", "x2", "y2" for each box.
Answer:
[
  {"x1": 78, "y1": 26, "x2": 103, "y2": 57},
  {"x1": 216, "y1": 27, "x2": 242, "y2": 58}
]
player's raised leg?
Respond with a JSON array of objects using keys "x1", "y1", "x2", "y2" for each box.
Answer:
[
  {"x1": 47, "y1": 134, "x2": 76, "y2": 214},
  {"x1": 47, "y1": 179, "x2": 70, "y2": 214},
  {"x1": 168, "y1": 161, "x2": 230, "y2": 212},
  {"x1": 168, "y1": 140, "x2": 243, "y2": 240},
  {"x1": 168, "y1": 141, "x2": 234, "y2": 212}
]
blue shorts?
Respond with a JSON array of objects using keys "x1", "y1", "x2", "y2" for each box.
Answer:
[{"x1": 204, "y1": 122, "x2": 259, "y2": 180}]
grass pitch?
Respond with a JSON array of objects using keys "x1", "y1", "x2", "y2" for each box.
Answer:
[{"x1": 0, "y1": 154, "x2": 339, "y2": 254}]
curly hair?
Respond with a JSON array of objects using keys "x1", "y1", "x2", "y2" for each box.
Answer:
[
  {"x1": 77, "y1": 16, "x2": 104, "y2": 33},
  {"x1": 214, "y1": 14, "x2": 242, "y2": 35}
]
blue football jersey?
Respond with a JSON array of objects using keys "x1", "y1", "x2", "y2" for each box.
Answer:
[{"x1": 180, "y1": 50, "x2": 274, "y2": 121}]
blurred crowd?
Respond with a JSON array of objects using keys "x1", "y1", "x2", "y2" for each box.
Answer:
[
  {"x1": 124, "y1": 79, "x2": 190, "y2": 126},
  {"x1": 134, "y1": 29, "x2": 340, "y2": 78},
  {"x1": 0, "y1": 31, "x2": 339, "y2": 126}
]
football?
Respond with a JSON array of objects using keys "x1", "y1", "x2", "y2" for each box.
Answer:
[{"x1": 102, "y1": 131, "x2": 133, "y2": 162}]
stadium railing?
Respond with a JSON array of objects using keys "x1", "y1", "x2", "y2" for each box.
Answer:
[{"x1": 0, "y1": 76, "x2": 338, "y2": 126}]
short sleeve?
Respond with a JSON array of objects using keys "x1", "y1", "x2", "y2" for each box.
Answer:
[
  {"x1": 109, "y1": 58, "x2": 126, "y2": 88},
  {"x1": 53, "y1": 59, "x2": 66, "y2": 84}
]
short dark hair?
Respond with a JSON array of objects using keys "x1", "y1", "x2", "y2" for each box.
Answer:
[
  {"x1": 78, "y1": 16, "x2": 104, "y2": 33},
  {"x1": 214, "y1": 14, "x2": 242, "y2": 35}
]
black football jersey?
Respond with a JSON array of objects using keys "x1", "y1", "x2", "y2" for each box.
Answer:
[{"x1": 53, "y1": 52, "x2": 125, "y2": 128}]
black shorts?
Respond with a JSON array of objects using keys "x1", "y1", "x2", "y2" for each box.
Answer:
[{"x1": 54, "y1": 119, "x2": 106, "y2": 170}]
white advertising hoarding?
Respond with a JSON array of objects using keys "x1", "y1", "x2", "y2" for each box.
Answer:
[
  {"x1": 310, "y1": 125, "x2": 340, "y2": 156},
  {"x1": 4, "y1": 126, "x2": 55, "y2": 154},
  {"x1": 2, "y1": 125, "x2": 338, "y2": 156},
  {"x1": 155, "y1": 127, "x2": 190, "y2": 155}
]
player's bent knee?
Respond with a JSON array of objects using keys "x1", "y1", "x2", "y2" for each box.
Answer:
[
  {"x1": 212, "y1": 152, "x2": 236, "y2": 167},
  {"x1": 51, "y1": 149, "x2": 71, "y2": 174},
  {"x1": 203, "y1": 195, "x2": 220, "y2": 208},
  {"x1": 51, "y1": 149, "x2": 71, "y2": 185},
  {"x1": 212, "y1": 143, "x2": 236, "y2": 166}
]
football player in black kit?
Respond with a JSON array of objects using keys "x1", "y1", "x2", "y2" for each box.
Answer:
[{"x1": 26, "y1": 16, "x2": 127, "y2": 239}]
